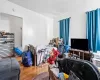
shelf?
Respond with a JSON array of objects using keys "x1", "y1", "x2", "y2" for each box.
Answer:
[
  {"x1": 0, "y1": 50, "x2": 11, "y2": 53},
  {"x1": 0, "y1": 41, "x2": 4, "y2": 42},
  {"x1": 0, "y1": 32, "x2": 14, "y2": 58},
  {"x1": 0, "y1": 43, "x2": 14, "y2": 45},
  {"x1": 0, "y1": 38, "x2": 14, "y2": 39},
  {"x1": 7, "y1": 43, "x2": 14, "y2": 44},
  {"x1": 1, "y1": 34, "x2": 14, "y2": 36},
  {"x1": 0, "y1": 47, "x2": 13, "y2": 49},
  {"x1": 0, "y1": 49, "x2": 12, "y2": 52},
  {"x1": 0, "y1": 46, "x2": 14, "y2": 48}
]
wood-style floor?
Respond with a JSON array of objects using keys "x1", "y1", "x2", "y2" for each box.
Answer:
[{"x1": 16, "y1": 57, "x2": 48, "y2": 80}]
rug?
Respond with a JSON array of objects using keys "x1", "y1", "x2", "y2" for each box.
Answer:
[{"x1": 33, "y1": 72, "x2": 50, "y2": 80}]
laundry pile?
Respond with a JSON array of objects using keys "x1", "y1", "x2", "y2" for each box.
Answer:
[
  {"x1": 13, "y1": 38, "x2": 70, "y2": 67},
  {"x1": 49, "y1": 38, "x2": 70, "y2": 54},
  {"x1": 36, "y1": 45, "x2": 58, "y2": 65},
  {"x1": 14, "y1": 44, "x2": 59, "y2": 66}
]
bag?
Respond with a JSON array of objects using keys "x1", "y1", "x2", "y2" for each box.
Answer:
[
  {"x1": 22, "y1": 50, "x2": 33, "y2": 67},
  {"x1": 13, "y1": 47, "x2": 23, "y2": 56},
  {"x1": 28, "y1": 44, "x2": 36, "y2": 65},
  {"x1": 64, "y1": 45, "x2": 70, "y2": 53},
  {"x1": 29, "y1": 44, "x2": 35, "y2": 54},
  {"x1": 58, "y1": 44, "x2": 65, "y2": 54}
]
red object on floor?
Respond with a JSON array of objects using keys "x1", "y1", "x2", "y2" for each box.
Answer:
[{"x1": 47, "y1": 48, "x2": 60, "y2": 64}]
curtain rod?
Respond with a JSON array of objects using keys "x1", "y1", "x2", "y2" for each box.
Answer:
[
  {"x1": 86, "y1": 8, "x2": 100, "y2": 13},
  {"x1": 58, "y1": 17, "x2": 71, "y2": 22}
]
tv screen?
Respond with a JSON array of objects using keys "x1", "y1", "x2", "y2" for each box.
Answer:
[{"x1": 71, "y1": 38, "x2": 88, "y2": 51}]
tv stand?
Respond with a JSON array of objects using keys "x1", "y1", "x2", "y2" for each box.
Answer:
[{"x1": 69, "y1": 49, "x2": 93, "y2": 61}]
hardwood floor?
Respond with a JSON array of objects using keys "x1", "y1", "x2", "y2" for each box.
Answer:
[{"x1": 16, "y1": 57, "x2": 48, "y2": 80}]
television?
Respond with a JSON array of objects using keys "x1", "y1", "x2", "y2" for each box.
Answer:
[{"x1": 71, "y1": 38, "x2": 89, "y2": 51}]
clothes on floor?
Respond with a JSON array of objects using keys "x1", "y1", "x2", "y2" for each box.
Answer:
[{"x1": 36, "y1": 45, "x2": 57, "y2": 65}]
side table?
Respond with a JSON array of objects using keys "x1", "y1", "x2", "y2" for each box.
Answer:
[{"x1": 48, "y1": 65, "x2": 59, "y2": 80}]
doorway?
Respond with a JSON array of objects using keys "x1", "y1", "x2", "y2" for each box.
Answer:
[{"x1": 0, "y1": 13, "x2": 23, "y2": 48}]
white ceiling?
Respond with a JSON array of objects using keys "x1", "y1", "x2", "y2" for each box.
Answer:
[{"x1": 8, "y1": 0, "x2": 68, "y2": 18}]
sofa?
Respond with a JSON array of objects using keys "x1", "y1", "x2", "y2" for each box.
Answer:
[{"x1": 0, "y1": 57, "x2": 20, "y2": 80}]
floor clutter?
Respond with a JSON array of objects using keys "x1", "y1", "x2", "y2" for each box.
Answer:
[
  {"x1": 0, "y1": 31, "x2": 100, "y2": 80},
  {"x1": 13, "y1": 37, "x2": 100, "y2": 80},
  {"x1": 13, "y1": 38, "x2": 71, "y2": 80}
]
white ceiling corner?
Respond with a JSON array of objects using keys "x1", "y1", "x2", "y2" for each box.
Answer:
[{"x1": 8, "y1": 0, "x2": 68, "y2": 18}]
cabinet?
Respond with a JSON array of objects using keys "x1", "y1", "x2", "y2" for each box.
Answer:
[{"x1": 69, "y1": 49, "x2": 93, "y2": 61}]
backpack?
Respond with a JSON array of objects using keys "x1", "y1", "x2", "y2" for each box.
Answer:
[
  {"x1": 28, "y1": 45, "x2": 36, "y2": 66},
  {"x1": 22, "y1": 46, "x2": 33, "y2": 67},
  {"x1": 13, "y1": 47, "x2": 23, "y2": 56}
]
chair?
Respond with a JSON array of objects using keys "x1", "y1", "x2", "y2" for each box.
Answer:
[
  {"x1": 0, "y1": 58, "x2": 20, "y2": 80},
  {"x1": 58, "y1": 58, "x2": 100, "y2": 80}
]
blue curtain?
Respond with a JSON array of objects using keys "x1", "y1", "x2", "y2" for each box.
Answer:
[
  {"x1": 59, "y1": 18, "x2": 70, "y2": 45},
  {"x1": 86, "y1": 9, "x2": 100, "y2": 52}
]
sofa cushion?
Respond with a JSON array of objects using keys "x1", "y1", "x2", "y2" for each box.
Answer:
[
  {"x1": 0, "y1": 58, "x2": 20, "y2": 80},
  {"x1": 0, "y1": 58, "x2": 11, "y2": 74}
]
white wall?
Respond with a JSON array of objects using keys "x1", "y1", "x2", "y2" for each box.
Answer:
[
  {"x1": 53, "y1": 0, "x2": 100, "y2": 39},
  {"x1": 0, "y1": 0, "x2": 54, "y2": 48},
  {"x1": 0, "y1": 13, "x2": 10, "y2": 32}
]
